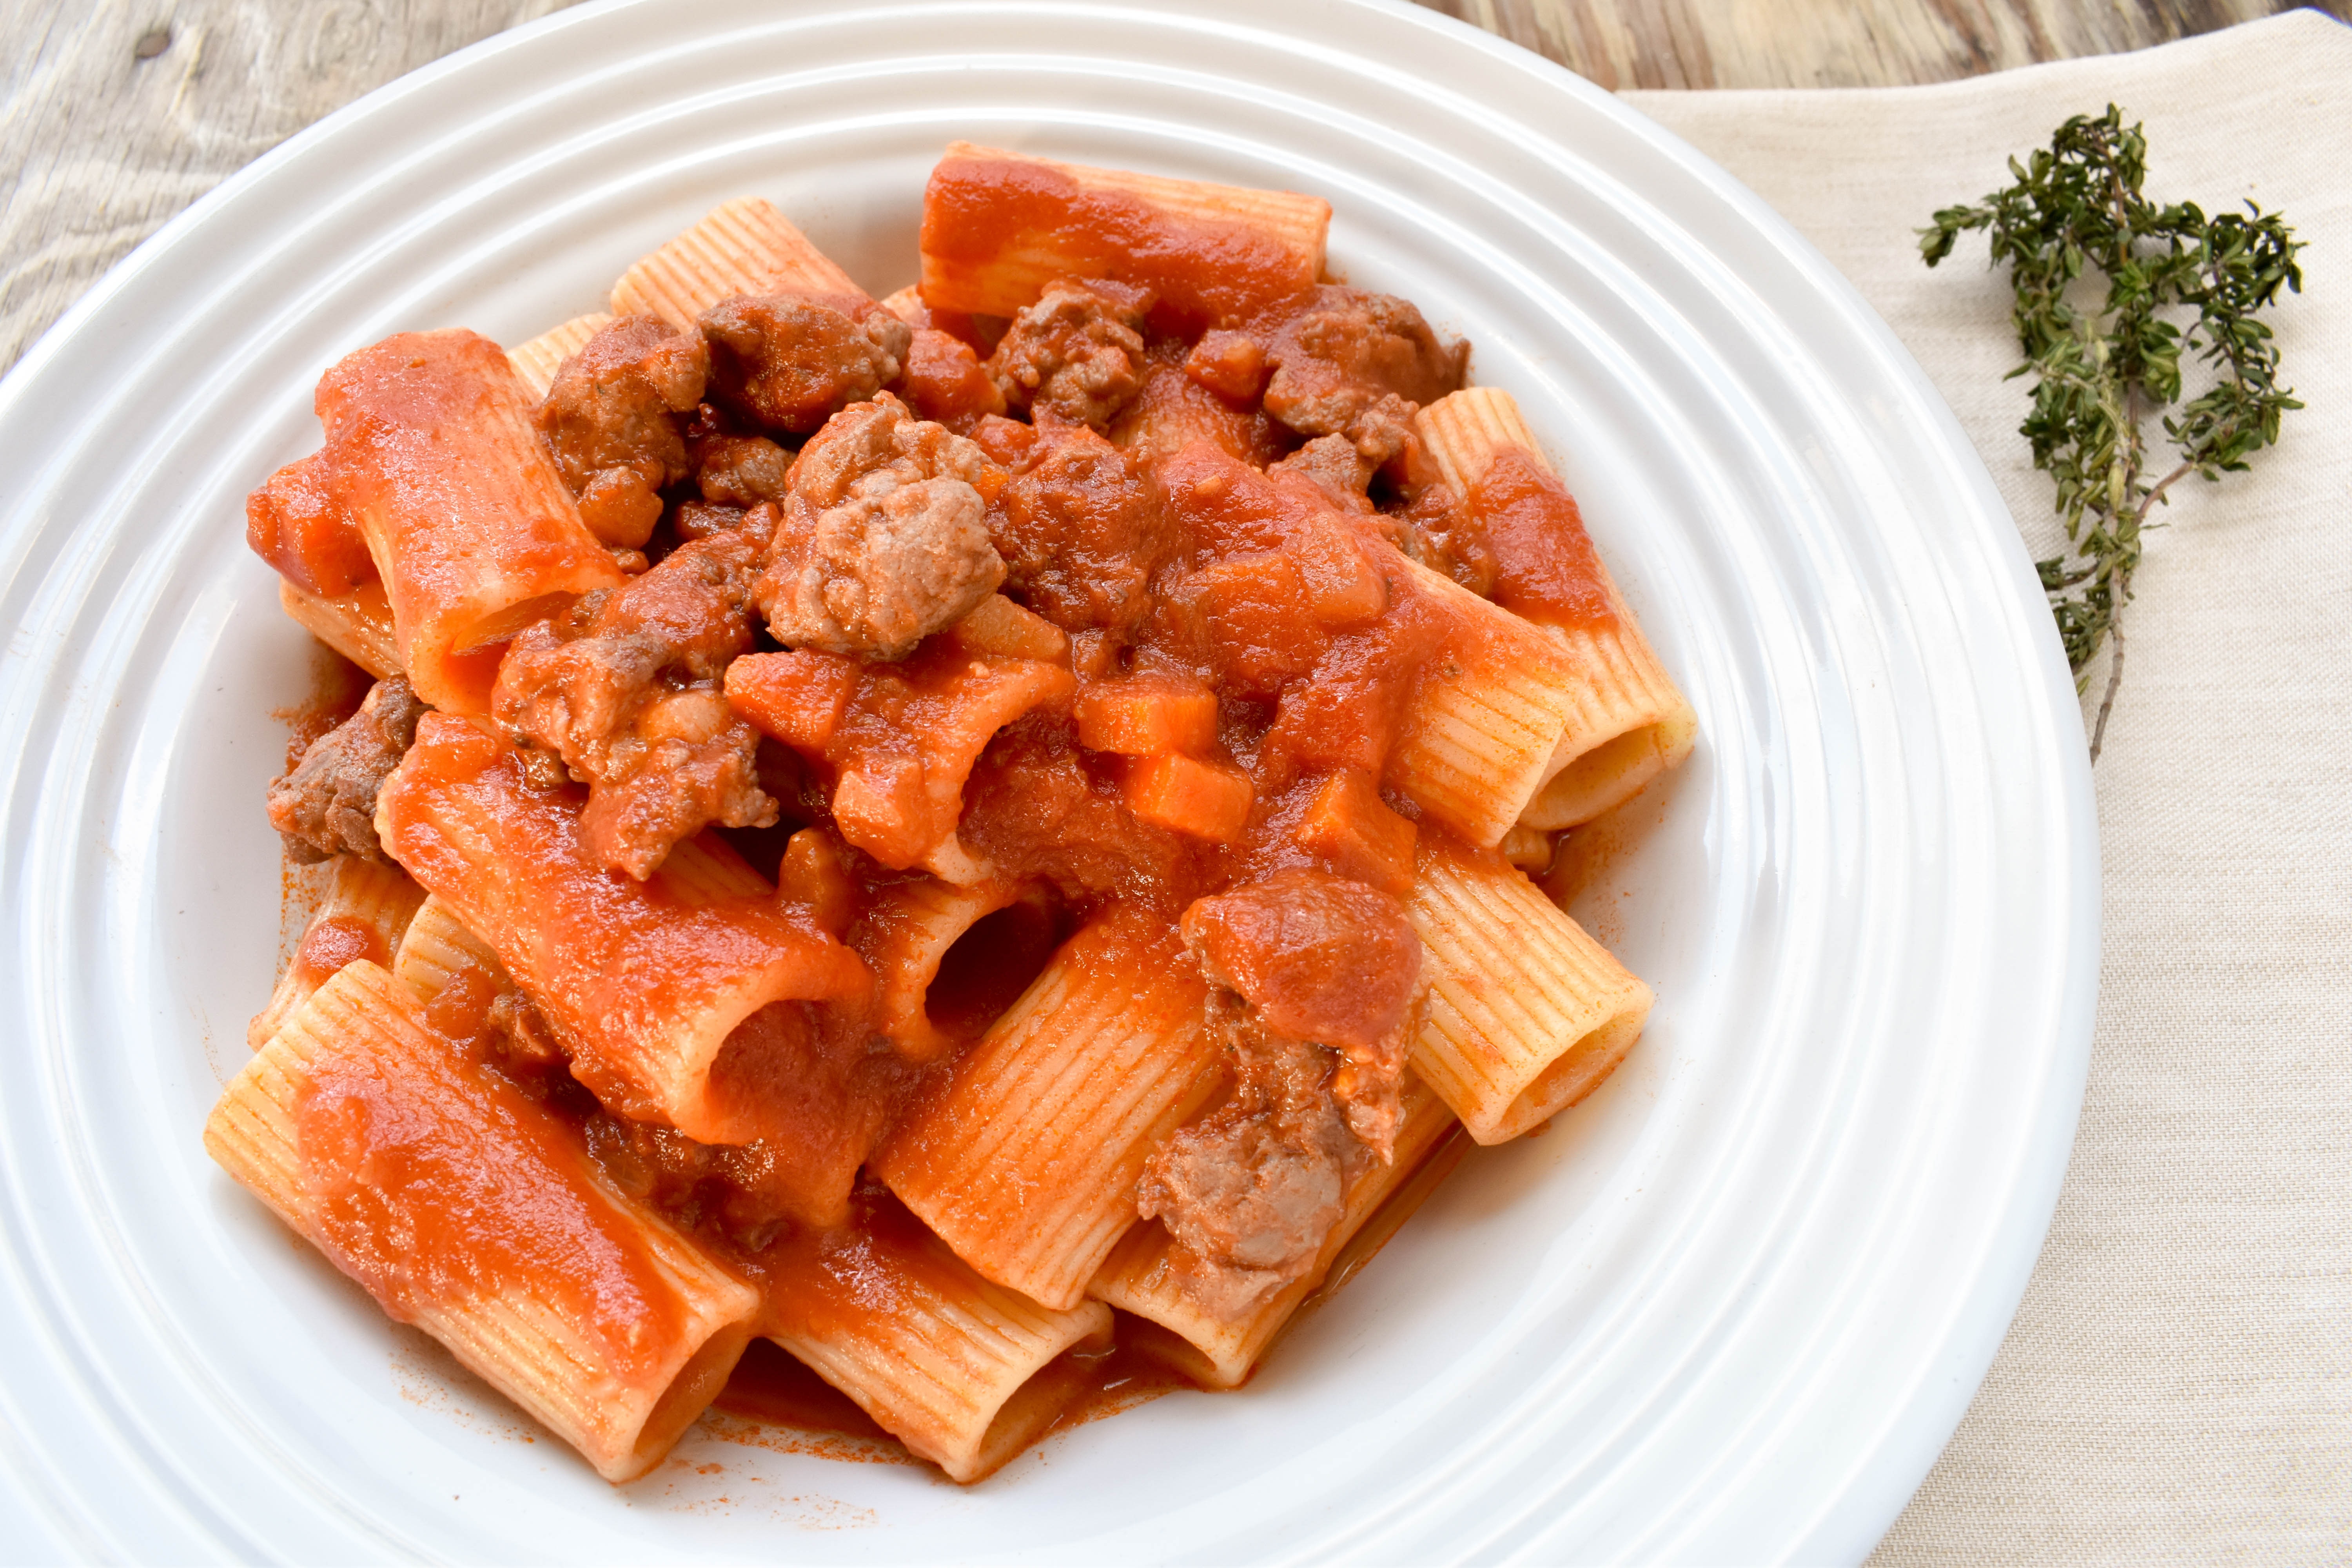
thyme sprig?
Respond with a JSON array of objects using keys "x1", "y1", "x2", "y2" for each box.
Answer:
[{"x1": 1920, "y1": 105, "x2": 2303, "y2": 759}]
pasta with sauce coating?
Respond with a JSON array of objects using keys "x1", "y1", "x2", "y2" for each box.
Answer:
[
  {"x1": 1415, "y1": 387, "x2": 1698, "y2": 829},
  {"x1": 219, "y1": 144, "x2": 1697, "y2": 1490},
  {"x1": 207, "y1": 961, "x2": 762, "y2": 1483}
]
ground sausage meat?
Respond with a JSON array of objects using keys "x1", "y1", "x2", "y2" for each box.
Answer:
[
  {"x1": 535, "y1": 316, "x2": 708, "y2": 549},
  {"x1": 1138, "y1": 869, "x2": 1426, "y2": 1315},
  {"x1": 700, "y1": 292, "x2": 913, "y2": 435},
  {"x1": 985, "y1": 279, "x2": 1151, "y2": 430},
  {"x1": 267, "y1": 673, "x2": 427, "y2": 864},
  {"x1": 486, "y1": 990, "x2": 568, "y2": 1079},
  {"x1": 754, "y1": 393, "x2": 1007, "y2": 660},
  {"x1": 989, "y1": 417, "x2": 1174, "y2": 635},
  {"x1": 1181, "y1": 868, "x2": 1425, "y2": 1157},
  {"x1": 693, "y1": 431, "x2": 795, "y2": 508},
  {"x1": 492, "y1": 527, "x2": 778, "y2": 879},
  {"x1": 1136, "y1": 996, "x2": 1352, "y2": 1319},
  {"x1": 1268, "y1": 432, "x2": 1376, "y2": 505},
  {"x1": 1261, "y1": 286, "x2": 1468, "y2": 468}
]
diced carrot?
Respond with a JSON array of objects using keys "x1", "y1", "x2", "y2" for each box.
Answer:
[
  {"x1": 1122, "y1": 753, "x2": 1254, "y2": 844},
  {"x1": 1293, "y1": 770, "x2": 1418, "y2": 895},
  {"x1": 1075, "y1": 672, "x2": 1219, "y2": 756},
  {"x1": 725, "y1": 650, "x2": 860, "y2": 751}
]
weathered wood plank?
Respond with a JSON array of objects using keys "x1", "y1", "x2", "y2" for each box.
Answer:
[
  {"x1": 2, "y1": 0, "x2": 2341, "y2": 374},
  {"x1": 1414, "y1": 0, "x2": 2339, "y2": 89},
  {"x1": 0, "y1": 0, "x2": 577, "y2": 371}
]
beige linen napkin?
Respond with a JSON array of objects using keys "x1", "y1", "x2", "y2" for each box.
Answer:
[{"x1": 1630, "y1": 12, "x2": 2351, "y2": 1562}]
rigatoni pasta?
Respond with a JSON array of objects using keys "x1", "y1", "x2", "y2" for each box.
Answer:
[
  {"x1": 873, "y1": 909, "x2": 1220, "y2": 1310},
  {"x1": 920, "y1": 141, "x2": 1330, "y2": 327},
  {"x1": 508, "y1": 312, "x2": 615, "y2": 399},
  {"x1": 746, "y1": 1190, "x2": 1112, "y2": 1483},
  {"x1": 1405, "y1": 835, "x2": 1653, "y2": 1143},
  {"x1": 1090, "y1": 1073, "x2": 1459, "y2": 1387},
  {"x1": 310, "y1": 329, "x2": 628, "y2": 713},
  {"x1": 218, "y1": 143, "x2": 1694, "y2": 1490},
  {"x1": 612, "y1": 196, "x2": 867, "y2": 327},
  {"x1": 277, "y1": 579, "x2": 400, "y2": 680},
  {"x1": 373, "y1": 713, "x2": 868, "y2": 1144},
  {"x1": 1415, "y1": 388, "x2": 1698, "y2": 829},
  {"x1": 207, "y1": 961, "x2": 761, "y2": 1482},
  {"x1": 247, "y1": 853, "x2": 424, "y2": 1049}
]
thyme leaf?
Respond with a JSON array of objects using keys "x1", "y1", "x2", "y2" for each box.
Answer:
[{"x1": 1920, "y1": 105, "x2": 2303, "y2": 760}]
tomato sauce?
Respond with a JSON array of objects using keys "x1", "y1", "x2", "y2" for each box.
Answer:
[
  {"x1": 251, "y1": 147, "x2": 1673, "y2": 1492},
  {"x1": 923, "y1": 155, "x2": 1318, "y2": 334},
  {"x1": 294, "y1": 1016, "x2": 693, "y2": 1394},
  {"x1": 1461, "y1": 447, "x2": 1618, "y2": 631},
  {"x1": 712, "y1": 1337, "x2": 900, "y2": 1444},
  {"x1": 290, "y1": 914, "x2": 385, "y2": 990}
]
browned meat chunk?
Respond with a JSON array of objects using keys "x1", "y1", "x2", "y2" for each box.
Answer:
[
  {"x1": 694, "y1": 432, "x2": 795, "y2": 507},
  {"x1": 266, "y1": 674, "x2": 427, "y2": 864},
  {"x1": 986, "y1": 279, "x2": 1150, "y2": 430},
  {"x1": 957, "y1": 717, "x2": 1210, "y2": 915},
  {"x1": 1262, "y1": 287, "x2": 1467, "y2": 467},
  {"x1": 486, "y1": 990, "x2": 568, "y2": 1078},
  {"x1": 535, "y1": 316, "x2": 708, "y2": 549},
  {"x1": 671, "y1": 500, "x2": 753, "y2": 543},
  {"x1": 1390, "y1": 478, "x2": 1495, "y2": 595},
  {"x1": 1134, "y1": 865, "x2": 1411, "y2": 1316},
  {"x1": 991, "y1": 419, "x2": 1174, "y2": 635},
  {"x1": 754, "y1": 393, "x2": 1007, "y2": 660},
  {"x1": 1181, "y1": 868, "x2": 1425, "y2": 1157},
  {"x1": 700, "y1": 292, "x2": 913, "y2": 435},
  {"x1": 492, "y1": 528, "x2": 778, "y2": 879},
  {"x1": 1269, "y1": 432, "x2": 1375, "y2": 504},
  {"x1": 1136, "y1": 999, "x2": 1351, "y2": 1319},
  {"x1": 1139, "y1": 869, "x2": 1425, "y2": 1318}
]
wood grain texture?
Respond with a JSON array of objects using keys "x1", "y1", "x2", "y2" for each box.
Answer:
[
  {"x1": 0, "y1": 0, "x2": 577, "y2": 372},
  {"x1": 1418, "y1": 0, "x2": 2344, "y2": 88}
]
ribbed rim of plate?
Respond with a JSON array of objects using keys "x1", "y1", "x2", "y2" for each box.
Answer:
[{"x1": 0, "y1": 1, "x2": 2096, "y2": 1562}]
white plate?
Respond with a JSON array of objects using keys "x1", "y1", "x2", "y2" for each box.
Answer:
[{"x1": 0, "y1": 1, "x2": 2097, "y2": 1561}]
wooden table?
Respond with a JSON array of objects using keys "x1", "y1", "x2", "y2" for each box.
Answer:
[{"x1": 1, "y1": 0, "x2": 2336, "y2": 373}]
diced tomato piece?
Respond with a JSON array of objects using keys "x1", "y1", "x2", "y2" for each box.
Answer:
[
  {"x1": 1287, "y1": 511, "x2": 1386, "y2": 628},
  {"x1": 247, "y1": 454, "x2": 376, "y2": 597}
]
